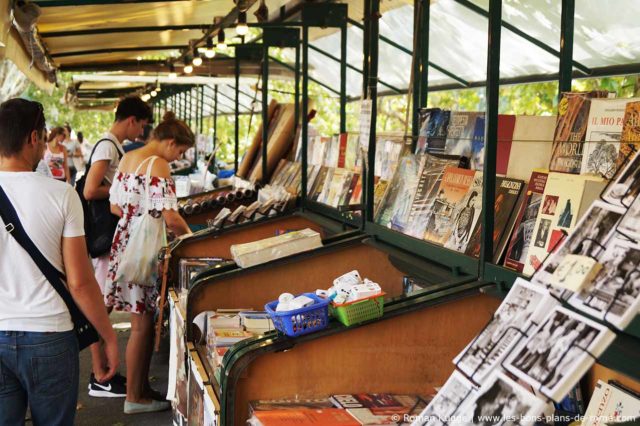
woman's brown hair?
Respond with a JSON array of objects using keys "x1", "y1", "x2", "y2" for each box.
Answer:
[
  {"x1": 151, "y1": 111, "x2": 195, "y2": 147},
  {"x1": 47, "y1": 126, "x2": 65, "y2": 143}
]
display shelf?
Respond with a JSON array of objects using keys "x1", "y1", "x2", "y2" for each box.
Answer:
[
  {"x1": 365, "y1": 222, "x2": 479, "y2": 277},
  {"x1": 303, "y1": 200, "x2": 362, "y2": 229},
  {"x1": 215, "y1": 283, "x2": 498, "y2": 424}
]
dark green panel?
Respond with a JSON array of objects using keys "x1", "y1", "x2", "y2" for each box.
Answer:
[{"x1": 301, "y1": 3, "x2": 348, "y2": 28}]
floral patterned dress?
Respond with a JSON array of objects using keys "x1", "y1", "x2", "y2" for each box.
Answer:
[{"x1": 104, "y1": 160, "x2": 178, "y2": 314}]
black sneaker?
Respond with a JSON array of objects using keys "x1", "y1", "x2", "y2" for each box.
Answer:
[{"x1": 88, "y1": 373, "x2": 127, "y2": 398}]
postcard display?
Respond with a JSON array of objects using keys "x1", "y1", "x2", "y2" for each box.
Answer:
[{"x1": 409, "y1": 156, "x2": 640, "y2": 425}]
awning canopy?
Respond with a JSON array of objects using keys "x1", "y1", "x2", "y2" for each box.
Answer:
[{"x1": 26, "y1": 0, "x2": 640, "y2": 104}]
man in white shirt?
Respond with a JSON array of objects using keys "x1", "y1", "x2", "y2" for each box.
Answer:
[
  {"x1": 0, "y1": 99, "x2": 119, "y2": 425},
  {"x1": 83, "y1": 96, "x2": 152, "y2": 397}
]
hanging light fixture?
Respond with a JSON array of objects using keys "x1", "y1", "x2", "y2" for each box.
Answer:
[
  {"x1": 217, "y1": 29, "x2": 227, "y2": 50},
  {"x1": 235, "y1": 11, "x2": 248, "y2": 36},
  {"x1": 184, "y1": 54, "x2": 194, "y2": 74},
  {"x1": 168, "y1": 63, "x2": 177, "y2": 79},
  {"x1": 192, "y1": 49, "x2": 203, "y2": 67},
  {"x1": 199, "y1": 36, "x2": 216, "y2": 58}
]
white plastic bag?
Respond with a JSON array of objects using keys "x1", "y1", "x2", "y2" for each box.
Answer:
[{"x1": 115, "y1": 156, "x2": 167, "y2": 286}]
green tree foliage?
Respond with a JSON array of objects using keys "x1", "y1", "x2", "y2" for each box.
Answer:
[{"x1": 21, "y1": 73, "x2": 114, "y2": 143}]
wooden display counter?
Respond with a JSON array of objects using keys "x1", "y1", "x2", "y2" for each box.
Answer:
[{"x1": 184, "y1": 234, "x2": 494, "y2": 424}]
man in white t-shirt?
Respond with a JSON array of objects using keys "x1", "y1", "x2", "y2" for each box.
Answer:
[
  {"x1": 83, "y1": 95, "x2": 152, "y2": 397},
  {"x1": 0, "y1": 99, "x2": 119, "y2": 424}
]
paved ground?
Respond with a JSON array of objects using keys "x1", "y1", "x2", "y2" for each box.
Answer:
[{"x1": 74, "y1": 312, "x2": 173, "y2": 426}]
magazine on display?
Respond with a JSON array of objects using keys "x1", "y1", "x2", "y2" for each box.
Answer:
[
  {"x1": 403, "y1": 156, "x2": 461, "y2": 239},
  {"x1": 423, "y1": 167, "x2": 476, "y2": 245},
  {"x1": 464, "y1": 177, "x2": 525, "y2": 262},
  {"x1": 504, "y1": 171, "x2": 549, "y2": 273},
  {"x1": 444, "y1": 111, "x2": 484, "y2": 158},
  {"x1": 504, "y1": 306, "x2": 615, "y2": 402},
  {"x1": 618, "y1": 195, "x2": 640, "y2": 241},
  {"x1": 375, "y1": 154, "x2": 425, "y2": 230},
  {"x1": 568, "y1": 237, "x2": 640, "y2": 329},
  {"x1": 411, "y1": 370, "x2": 478, "y2": 426},
  {"x1": 530, "y1": 201, "x2": 624, "y2": 293},
  {"x1": 506, "y1": 115, "x2": 556, "y2": 182},
  {"x1": 415, "y1": 108, "x2": 450, "y2": 155},
  {"x1": 453, "y1": 371, "x2": 545, "y2": 426},
  {"x1": 453, "y1": 278, "x2": 556, "y2": 383},
  {"x1": 469, "y1": 116, "x2": 486, "y2": 171},
  {"x1": 443, "y1": 172, "x2": 483, "y2": 253}
]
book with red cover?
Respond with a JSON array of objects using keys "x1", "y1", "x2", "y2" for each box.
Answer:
[
  {"x1": 337, "y1": 133, "x2": 348, "y2": 168},
  {"x1": 254, "y1": 408, "x2": 360, "y2": 425},
  {"x1": 496, "y1": 114, "x2": 517, "y2": 175}
]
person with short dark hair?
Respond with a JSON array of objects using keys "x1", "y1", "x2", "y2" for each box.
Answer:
[
  {"x1": 123, "y1": 123, "x2": 153, "y2": 153},
  {"x1": 0, "y1": 98, "x2": 119, "y2": 425},
  {"x1": 85, "y1": 96, "x2": 152, "y2": 398}
]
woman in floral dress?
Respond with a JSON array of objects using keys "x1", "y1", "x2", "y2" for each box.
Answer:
[{"x1": 105, "y1": 112, "x2": 193, "y2": 414}]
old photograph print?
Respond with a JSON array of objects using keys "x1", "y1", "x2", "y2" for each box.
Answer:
[
  {"x1": 411, "y1": 371, "x2": 477, "y2": 426},
  {"x1": 454, "y1": 279, "x2": 554, "y2": 382},
  {"x1": 532, "y1": 201, "x2": 624, "y2": 291},
  {"x1": 454, "y1": 372, "x2": 545, "y2": 426},
  {"x1": 505, "y1": 306, "x2": 614, "y2": 401},
  {"x1": 569, "y1": 237, "x2": 640, "y2": 328}
]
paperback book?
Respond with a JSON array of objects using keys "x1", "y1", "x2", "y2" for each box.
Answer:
[
  {"x1": 581, "y1": 380, "x2": 640, "y2": 426},
  {"x1": 443, "y1": 172, "x2": 483, "y2": 253},
  {"x1": 618, "y1": 100, "x2": 640, "y2": 169}
]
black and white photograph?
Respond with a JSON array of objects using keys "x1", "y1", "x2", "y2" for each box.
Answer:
[
  {"x1": 453, "y1": 279, "x2": 554, "y2": 382},
  {"x1": 533, "y1": 219, "x2": 551, "y2": 248},
  {"x1": 504, "y1": 306, "x2": 615, "y2": 402},
  {"x1": 569, "y1": 238, "x2": 640, "y2": 329},
  {"x1": 532, "y1": 201, "x2": 624, "y2": 290},
  {"x1": 584, "y1": 131, "x2": 620, "y2": 179},
  {"x1": 453, "y1": 372, "x2": 545, "y2": 426},
  {"x1": 411, "y1": 371, "x2": 477, "y2": 426},
  {"x1": 618, "y1": 195, "x2": 640, "y2": 241},
  {"x1": 603, "y1": 149, "x2": 640, "y2": 207}
]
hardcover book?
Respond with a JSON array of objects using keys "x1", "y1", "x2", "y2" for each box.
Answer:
[
  {"x1": 549, "y1": 91, "x2": 610, "y2": 174},
  {"x1": 582, "y1": 98, "x2": 639, "y2": 179},
  {"x1": 423, "y1": 167, "x2": 476, "y2": 245},
  {"x1": 503, "y1": 170, "x2": 549, "y2": 273},
  {"x1": 444, "y1": 111, "x2": 484, "y2": 158},
  {"x1": 618, "y1": 100, "x2": 640, "y2": 169},
  {"x1": 523, "y1": 173, "x2": 607, "y2": 276},
  {"x1": 253, "y1": 408, "x2": 360, "y2": 425},
  {"x1": 506, "y1": 115, "x2": 556, "y2": 182},
  {"x1": 464, "y1": 176, "x2": 525, "y2": 262}
]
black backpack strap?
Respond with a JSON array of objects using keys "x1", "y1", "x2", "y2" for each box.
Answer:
[
  {"x1": 86, "y1": 138, "x2": 123, "y2": 170},
  {"x1": 0, "y1": 184, "x2": 84, "y2": 323}
]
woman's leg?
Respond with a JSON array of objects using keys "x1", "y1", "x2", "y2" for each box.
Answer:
[{"x1": 126, "y1": 312, "x2": 154, "y2": 403}]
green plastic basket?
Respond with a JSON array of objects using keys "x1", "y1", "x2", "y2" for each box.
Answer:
[{"x1": 330, "y1": 293, "x2": 385, "y2": 326}]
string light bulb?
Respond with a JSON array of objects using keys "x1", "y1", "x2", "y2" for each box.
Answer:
[
  {"x1": 235, "y1": 11, "x2": 248, "y2": 36},
  {"x1": 199, "y1": 37, "x2": 216, "y2": 58},
  {"x1": 168, "y1": 64, "x2": 177, "y2": 79},
  {"x1": 217, "y1": 29, "x2": 227, "y2": 50},
  {"x1": 150, "y1": 90, "x2": 157, "y2": 97},
  {"x1": 184, "y1": 64, "x2": 193, "y2": 74},
  {"x1": 192, "y1": 54, "x2": 203, "y2": 67}
]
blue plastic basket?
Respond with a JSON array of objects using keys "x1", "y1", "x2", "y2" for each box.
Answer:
[{"x1": 264, "y1": 293, "x2": 329, "y2": 337}]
